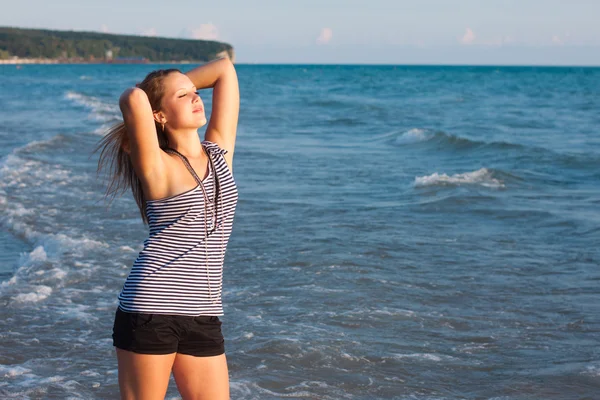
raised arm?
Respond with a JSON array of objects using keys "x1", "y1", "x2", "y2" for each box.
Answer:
[
  {"x1": 185, "y1": 57, "x2": 239, "y2": 171},
  {"x1": 119, "y1": 87, "x2": 165, "y2": 182}
]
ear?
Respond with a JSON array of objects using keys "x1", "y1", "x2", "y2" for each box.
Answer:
[{"x1": 153, "y1": 110, "x2": 166, "y2": 125}]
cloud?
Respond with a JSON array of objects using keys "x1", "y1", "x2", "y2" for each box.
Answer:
[
  {"x1": 141, "y1": 28, "x2": 158, "y2": 37},
  {"x1": 316, "y1": 28, "x2": 333, "y2": 45},
  {"x1": 551, "y1": 32, "x2": 571, "y2": 46},
  {"x1": 551, "y1": 35, "x2": 563, "y2": 45},
  {"x1": 180, "y1": 23, "x2": 219, "y2": 40},
  {"x1": 460, "y1": 28, "x2": 475, "y2": 45}
]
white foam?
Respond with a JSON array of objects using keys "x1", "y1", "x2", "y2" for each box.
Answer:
[
  {"x1": 2, "y1": 276, "x2": 18, "y2": 287},
  {"x1": 388, "y1": 352, "x2": 453, "y2": 362},
  {"x1": 583, "y1": 365, "x2": 600, "y2": 377},
  {"x1": 287, "y1": 380, "x2": 331, "y2": 390},
  {"x1": 251, "y1": 382, "x2": 317, "y2": 398},
  {"x1": 340, "y1": 352, "x2": 361, "y2": 361},
  {"x1": 414, "y1": 167, "x2": 505, "y2": 188},
  {"x1": 0, "y1": 154, "x2": 85, "y2": 196},
  {"x1": 376, "y1": 128, "x2": 432, "y2": 144},
  {"x1": 64, "y1": 304, "x2": 99, "y2": 322},
  {"x1": 454, "y1": 342, "x2": 492, "y2": 354},
  {"x1": 396, "y1": 128, "x2": 431, "y2": 144},
  {"x1": 27, "y1": 246, "x2": 47, "y2": 262},
  {"x1": 372, "y1": 307, "x2": 416, "y2": 317},
  {"x1": 18, "y1": 135, "x2": 67, "y2": 154},
  {"x1": 50, "y1": 268, "x2": 68, "y2": 280},
  {"x1": 64, "y1": 91, "x2": 120, "y2": 123},
  {"x1": 229, "y1": 380, "x2": 254, "y2": 397},
  {"x1": 12, "y1": 233, "x2": 106, "y2": 268},
  {"x1": 38, "y1": 375, "x2": 65, "y2": 383},
  {"x1": 74, "y1": 261, "x2": 93, "y2": 268},
  {"x1": 12, "y1": 285, "x2": 52, "y2": 302},
  {"x1": 0, "y1": 365, "x2": 32, "y2": 377}
]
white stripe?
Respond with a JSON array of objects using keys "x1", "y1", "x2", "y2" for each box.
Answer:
[{"x1": 117, "y1": 141, "x2": 238, "y2": 316}]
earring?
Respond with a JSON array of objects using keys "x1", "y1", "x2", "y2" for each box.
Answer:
[{"x1": 161, "y1": 122, "x2": 165, "y2": 131}]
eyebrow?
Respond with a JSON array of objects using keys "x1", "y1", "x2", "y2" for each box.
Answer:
[{"x1": 176, "y1": 85, "x2": 197, "y2": 93}]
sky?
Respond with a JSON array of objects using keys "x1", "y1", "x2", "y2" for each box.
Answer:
[{"x1": 1, "y1": 0, "x2": 600, "y2": 65}]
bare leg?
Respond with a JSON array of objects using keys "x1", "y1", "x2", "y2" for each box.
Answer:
[
  {"x1": 116, "y1": 348, "x2": 177, "y2": 400},
  {"x1": 172, "y1": 353, "x2": 230, "y2": 400}
]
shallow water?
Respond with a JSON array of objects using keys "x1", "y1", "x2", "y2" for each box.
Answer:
[{"x1": 1, "y1": 64, "x2": 599, "y2": 399}]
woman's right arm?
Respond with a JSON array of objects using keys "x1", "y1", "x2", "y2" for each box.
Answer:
[{"x1": 119, "y1": 87, "x2": 165, "y2": 181}]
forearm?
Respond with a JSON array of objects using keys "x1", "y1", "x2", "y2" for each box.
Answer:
[{"x1": 185, "y1": 57, "x2": 235, "y2": 90}]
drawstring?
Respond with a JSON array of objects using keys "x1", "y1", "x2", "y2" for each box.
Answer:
[{"x1": 164, "y1": 144, "x2": 225, "y2": 303}]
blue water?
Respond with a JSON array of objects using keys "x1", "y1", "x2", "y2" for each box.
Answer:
[{"x1": 1, "y1": 64, "x2": 599, "y2": 399}]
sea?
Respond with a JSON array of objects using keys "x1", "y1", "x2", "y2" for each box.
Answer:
[{"x1": 0, "y1": 64, "x2": 599, "y2": 399}]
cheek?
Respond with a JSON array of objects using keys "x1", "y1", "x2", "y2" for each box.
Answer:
[{"x1": 164, "y1": 101, "x2": 189, "y2": 123}]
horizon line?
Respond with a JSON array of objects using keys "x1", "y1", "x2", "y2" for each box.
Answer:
[{"x1": 2, "y1": 62, "x2": 597, "y2": 68}]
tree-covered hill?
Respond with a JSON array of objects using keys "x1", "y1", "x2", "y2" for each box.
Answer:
[{"x1": 0, "y1": 27, "x2": 234, "y2": 62}]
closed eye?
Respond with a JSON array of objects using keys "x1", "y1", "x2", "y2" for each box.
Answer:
[{"x1": 178, "y1": 91, "x2": 200, "y2": 98}]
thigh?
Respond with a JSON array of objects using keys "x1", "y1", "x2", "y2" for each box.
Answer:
[
  {"x1": 116, "y1": 348, "x2": 176, "y2": 400},
  {"x1": 172, "y1": 352, "x2": 230, "y2": 400}
]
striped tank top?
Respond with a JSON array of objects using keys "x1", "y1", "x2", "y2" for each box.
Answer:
[{"x1": 117, "y1": 140, "x2": 238, "y2": 316}]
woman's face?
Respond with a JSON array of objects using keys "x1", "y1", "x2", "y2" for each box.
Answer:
[{"x1": 157, "y1": 72, "x2": 207, "y2": 131}]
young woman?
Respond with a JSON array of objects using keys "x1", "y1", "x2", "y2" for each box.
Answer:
[{"x1": 96, "y1": 57, "x2": 239, "y2": 399}]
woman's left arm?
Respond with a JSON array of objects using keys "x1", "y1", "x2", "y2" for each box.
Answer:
[{"x1": 185, "y1": 57, "x2": 239, "y2": 170}]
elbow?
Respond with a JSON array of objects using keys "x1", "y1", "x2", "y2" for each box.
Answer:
[{"x1": 119, "y1": 87, "x2": 148, "y2": 111}]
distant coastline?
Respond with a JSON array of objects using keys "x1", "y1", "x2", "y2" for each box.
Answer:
[
  {"x1": 0, "y1": 26, "x2": 235, "y2": 64},
  {"x1": 0, "y1": 54, "x2": 231, "y2": 65}
]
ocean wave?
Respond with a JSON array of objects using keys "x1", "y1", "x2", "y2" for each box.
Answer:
[
  {"x1": 375, "y1": 128, "x2": 433, "y2": 144},
  {"x1": 385, "y1": 352, "x2": 458, "y2": 363},
  {"x1": 414, "y1": 167, "x2": 505, "y2": 189},
  {"x1": 582, "y1": 365, "x2": 600, "y2": 377},
  {"x1": 379, "y1": 128, "x2": 525, "y2": 152},
  {"x1": 0, "y1": 152, "x2": 108, "y2": 291},
  {"x1": 93, "y1": 119, "x2": 123, "y2": 136},
  {"x1": 396, "y1": 128, "x2": 432, "y2": 143},
  {"x1": 15, "y1": 134, "x2": 69, "y2": 153},
  {"x1": 0, "y1": 365, "x2": 32, "y2": 378},
  {"x1": 11, "y1": 285, "x2": 53, "y2": 303},
  {"x1": 379, "y1": 128, "x2": 600, "y2": 174},
  {"x1": 64, "y1": 90, "x2": 120, "y2": 123}
]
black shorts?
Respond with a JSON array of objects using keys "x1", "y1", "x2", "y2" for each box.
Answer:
[{"x1": 112, "y1": 306, "x2": 225, "y2": 357}]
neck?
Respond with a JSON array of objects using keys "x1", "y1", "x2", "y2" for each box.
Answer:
[{"x1": 165, "y1": 129, "x2": 204, "y2": 158}]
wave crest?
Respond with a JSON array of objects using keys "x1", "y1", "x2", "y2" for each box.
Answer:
[{"x1": 414, "y1": 167, "x2": 505, "y2": 188}]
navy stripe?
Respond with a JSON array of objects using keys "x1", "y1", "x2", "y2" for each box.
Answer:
[{"x1": 117, "y1": 140, "x2": 238, "y2": 316}]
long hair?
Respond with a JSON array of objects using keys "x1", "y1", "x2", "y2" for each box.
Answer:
[{"x1": 93, "y1": 68, "x2": 181, "y2": 225}]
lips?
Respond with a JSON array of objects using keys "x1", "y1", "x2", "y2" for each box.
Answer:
[{"x1": 193, "y1": 108, "x2": 204, "y2": 113}]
